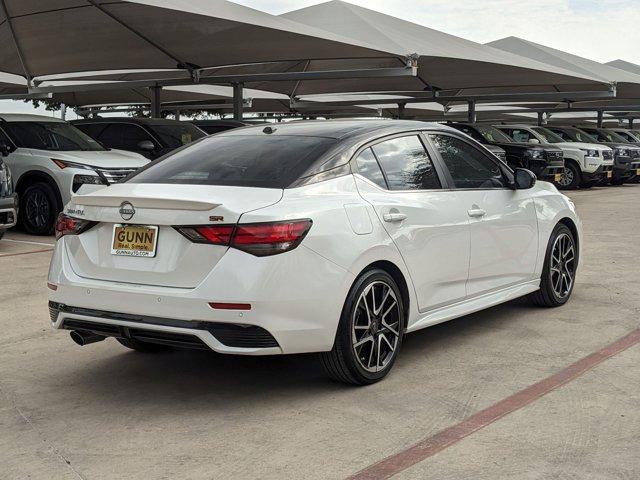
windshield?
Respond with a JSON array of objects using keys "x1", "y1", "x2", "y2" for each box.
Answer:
[
  {"x1": 3, "y1": 121, "x2": 105, "y2": 151},
  {"x1": 583, "y1": 128, "x2": 628, "y2": 143},
  {"x1": 464, "y1": 125, "x2": 512, "y2": 143},
  {"x1": 532, "y1": 127, "x2": 564, "y2": 143},
  {"x1": 151, "y1": 124, "x2": 207, "y2": 149},
  {"x1": 566, "y1": 128, "x2": 598, "y2": 143},
  {"x1": 128, "y1": 134, "x2": 338, "y2": 189}
]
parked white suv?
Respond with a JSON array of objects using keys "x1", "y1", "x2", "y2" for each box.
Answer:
[
  {"x1": 0, "y1": 114, "x2": 148, "y2": 235},
  {"x1": 496, "y1": 124, "x2": 613, "y2": 189}
]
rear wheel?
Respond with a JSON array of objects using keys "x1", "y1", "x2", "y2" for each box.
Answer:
[
  {"x1": 19, "y1": 182, "x2": 59, "y2": 235},
  {"x1": 117, "y1": 338, "x2": 172, "y2": 353},
  {"x1": 321, "y1": 269, "x2": 405, "y2": 385},
  {"x1": 529, "y1": 224, "x2": 577, "y2": 307},
  {"x1": 556, "y1": 162, "x2": 581, "y2": 190}
]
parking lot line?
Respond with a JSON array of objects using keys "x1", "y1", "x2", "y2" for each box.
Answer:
[
  {"x1": 1, "y1": 238, "x2": 55, "y2": 247},
  {"x1": 348, "y1": 327, "x2": 640, "y2": 480},
  {"x1": 0, "y1": 248, "x2": 53, "y2": 258}
]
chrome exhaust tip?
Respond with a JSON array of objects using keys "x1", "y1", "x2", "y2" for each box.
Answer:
[{"x1": 70, "y1": 330, "x2": 106, "y2": 346}]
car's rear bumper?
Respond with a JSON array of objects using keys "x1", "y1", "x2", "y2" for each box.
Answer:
[
  {"x1": 48, "y1": 238, "x2": 355, "y2": 355},
  {"x1": 0, "y1": 193, "x2": 18, "y2": 230}
]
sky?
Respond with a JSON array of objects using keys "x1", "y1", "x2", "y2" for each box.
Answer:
[{"x1": 2, "y1": 0, "x2": 639, "y2": 117}]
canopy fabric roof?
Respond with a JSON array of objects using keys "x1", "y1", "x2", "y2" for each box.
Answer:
[
  {"x1": 487, "y1": 37, "x2": 640, "y2": 99},
  {"x1": 0, "y1": 0, "x2": 394, "y2": 80},
  {"x1": 279, "y1": 1, "x2": 608, "y2": 94},
  {"x1": 606, "y1": 59, "x2": 640, "y2": 76}
]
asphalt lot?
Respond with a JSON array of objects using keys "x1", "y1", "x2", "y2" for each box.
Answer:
[{"x1": 1, "y1": 185, "x2": 639, "y2": 480}]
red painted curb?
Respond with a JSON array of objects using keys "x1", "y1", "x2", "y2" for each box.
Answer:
[{"x1": 349, "y1": 328, "x2": 640, "y2": 480}]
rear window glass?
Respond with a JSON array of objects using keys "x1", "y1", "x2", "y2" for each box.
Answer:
[{"x1": 128, "y1": 135, "x2": 337, "y2": 189}]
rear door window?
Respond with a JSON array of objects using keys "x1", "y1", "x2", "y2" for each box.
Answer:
[{"x1": 371, "y1": 136, "x2": 441, "y2": 190}]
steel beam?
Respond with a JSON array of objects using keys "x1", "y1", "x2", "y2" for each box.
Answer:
[
  {"x1": 467, "y1": 100, "x2": 476, "y2": 123},
  {"x1": 397, "y1": 102, "x2": 406, "y2": 119},
  {"x1": 150, "y1": 85, "x2": 162, "y2": 118},
  {"x1": 0, "y1": 92, "x2": 52, "y2": 100},
  {"x1": 29, "y1": 66, "x2": 417, "y2": 95},
  {"x1": 597, "y1": 110, "x2": 604, "y2": 128},
  {"x1": 233, "y1": 83, "x2": 244, "y2": 121}
]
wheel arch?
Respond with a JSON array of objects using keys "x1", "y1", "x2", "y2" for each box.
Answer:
[
  {"x1": 15, "y1": 170, "x2": 63, "y2": 210},
  {"x1": 557, "y1": 217, "x2": 580, "y2": 254},
  {"x1": 358, "y1": 260, "x2": 411, "y2": 328}
]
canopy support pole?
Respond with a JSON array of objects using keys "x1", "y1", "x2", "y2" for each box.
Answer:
[
  {"x1": 537, "y1": 112, "x2": 544, "y2": 126},
  {"x1": 629, "y1": 118, "x2": 634, "y2": 129},
  {"x1": 597, "y1": 110, "x2": 604, "y2": 128},
  {"x1": 60, "y1": 104, "x2": 67, "y2": 121},
  {"x1": 150, "y1": 86, "x2": 162, "y2": 118},
  {"x1": 397, "y1": 102, "x2": 406, "y2": 119},
  {"x1": 233, "y1": 83, "x2": 244, "y2": 121},
  {"x1": 467, "y1": 100, "x2": 476, "y2": 123}
]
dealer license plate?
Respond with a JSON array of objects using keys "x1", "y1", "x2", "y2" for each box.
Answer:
[
  {"x1": 554, "y1": 173, "x2": 562, "y2": 182},
  {"x1": 111, "y1": 224, "x2": 158, "y2": 257}
]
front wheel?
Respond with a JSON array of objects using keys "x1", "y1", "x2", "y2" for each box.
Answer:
[
  {"x1": 529, "y1": 224, "x2": 577, "y2": 307},
  {"x1": 320, "y1": 269, "x2": 405, "y2": 385},
  {"x1": 19, "y1": 182, "x2": 59, "y2": 235},
  {"x1": 556, "y1": 162, "x2": 581, "y2": 190}
]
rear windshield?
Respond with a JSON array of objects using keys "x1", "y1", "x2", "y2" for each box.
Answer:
[
  {"x1": 128, "y1": 134, "x2": 338, "y2": 189},
  {"x1": 151, "y1": 124, "x2": 206, "y2": 148}
]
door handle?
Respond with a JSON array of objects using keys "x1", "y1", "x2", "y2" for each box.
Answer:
[
  {"x1": 467, "y1": 208, "x2": 486, "y2": 218},
  {"x1": 383, "y1": 212, "x2": 407, "y2": 223}
]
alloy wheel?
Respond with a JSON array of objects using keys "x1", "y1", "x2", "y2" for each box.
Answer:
[
  {"x1": 25, "y1": 190, "x2": 50, "y2": 229},
  {"x1": 351, "y1": 280, "x2": 401, "y2": 373},
  {"x1": 558, "y1": 168, "x2": 574, "y2": 187},
  {"x1": 550, "y1": 232, "x2": 576, "y2": 299}
]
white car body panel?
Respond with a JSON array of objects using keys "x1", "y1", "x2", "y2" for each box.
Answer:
[{"x1": 48, "y1": 122, "x2": 583, "y2": 357}]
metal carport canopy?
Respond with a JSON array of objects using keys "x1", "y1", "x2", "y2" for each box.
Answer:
[
  {"x1": 278, "y1": 0, "x2": 610, "y2": 96},
  {"x1": 0, "y1": 0, "x2": 409, "y2": 82}
]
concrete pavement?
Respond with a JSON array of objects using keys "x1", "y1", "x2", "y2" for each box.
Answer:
[{"x1": 1, "y1": 185, "x2": 638, "y2": 479}]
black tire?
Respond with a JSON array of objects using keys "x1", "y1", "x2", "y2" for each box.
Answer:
[
  {"x1": 19, "y1": 181, "x2": 59, "y2": 235},
  {"x1": 610, "y1": 176, "x2": 625, "y2": 186},
  {"x1": 0, "y1": 230, "x2": 4, "y2": 240},
  {"x1": 557, "y1": 162, "x2": 581, "y2": 190},
  {"x1": 529, "y1": 224, "x2": 578, "y2": 307},
  {"x1": 320, "y1": 268, "x2": 405, "y2": 385},
  {"x1": 117, "y1": 337, "x2": 172, "y2": 353}
]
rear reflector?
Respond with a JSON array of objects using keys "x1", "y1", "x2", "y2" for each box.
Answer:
[
  {"x1": 175, "y1": 219, "x2": 312, "y2": 257},
  {"x1": 209, "y1": 302, "x2": 252, "y2": 311}
]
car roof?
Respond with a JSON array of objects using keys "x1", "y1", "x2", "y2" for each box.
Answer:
[
  {"x1": 217, "y1": 119, "x2": 450, "y2": 140},
  {"x1": 71, "y1": 117, "x2": 191, "y2": 126},
  {"x1": 191, "y1": 119, "x2": 250, "y2": 127},
  {"x1": 0, "y1": 113, "x2": 66, "y2": 123},
  {"x1": 495, "y1": 124, "x2": 540, "y2": 129}
]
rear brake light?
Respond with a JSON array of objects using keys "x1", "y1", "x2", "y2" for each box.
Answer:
[
  {"x1": 54, "y1": 213, "x2": 96, "y2": 240},
  {"x1": 175, "y1": 225, "x2": 234, "y2": 245},
  {"x1": 174, "y1": 219, "x2": 312, "y2": 257}
]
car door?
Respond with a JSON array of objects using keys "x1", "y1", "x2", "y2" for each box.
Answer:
[
  {"x1": 427, "y1": 132, "x2": 538, "y2": 297},
  {"x1": 353, "y1": 134, "x2": 471, "y2": 312}
]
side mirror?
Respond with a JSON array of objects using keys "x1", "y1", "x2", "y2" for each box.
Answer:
[
  {"x1": 0, "y1": 142, "x2": 13, "y2": 157},
  {"x1": 528, "y1": 138, "x2": 540, "y2": 144},
  {"x1": 514, "y1": 168, "x2": 536, "y2": 189},
  {"x1": 137, "y1": 140, "x2": 156, "y2": 152}
]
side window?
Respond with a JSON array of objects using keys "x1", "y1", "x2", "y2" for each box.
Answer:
[
  {"x1": 97, "y1": 124, "x2": 124, "y2": 149},
  {"x1": 355, "y1": 147, "x2": 387, "y2": 188},
  {"x1": 429, "y1": 134, "x2": 507, "y2": 189},
  {"x1": 0, "y1": 127, "x2": 13, "y2": 146},
  {"x1": 121, "y1": 125, "x2": 155, "y2": 150},
  {"x1": 371, "y1": 136, "x2": 441, "y2": 190}
]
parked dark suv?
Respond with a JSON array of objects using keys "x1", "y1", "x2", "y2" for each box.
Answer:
[
  {"x1": 0, "y1": 153, "x2": 17, "y2": 240},
  {"x1": 447, "y1": 123, "x2": 564, "y2": 182},
  {"x1": 546, "y1": 126, "x2": 640, "y2": 185},
  {"x1": 72, "y1": 118, "x2": 207, "y2": 159}
]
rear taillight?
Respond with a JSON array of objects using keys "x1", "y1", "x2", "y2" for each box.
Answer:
[
  {"x1": 54, "y1": 213, "x2": 96, "y2": 240},
  {"x1": 174, "y1": 219, "x2": 312, "y2": 257}
]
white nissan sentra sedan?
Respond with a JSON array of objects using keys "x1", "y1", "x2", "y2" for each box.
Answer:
[{"x1": 47, "y1": 120, "x2": 582, "y2": 385}]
